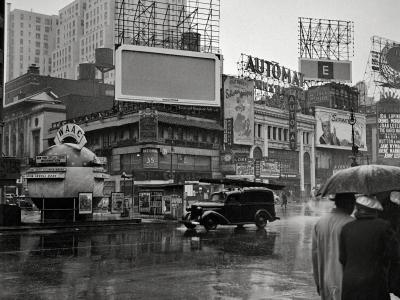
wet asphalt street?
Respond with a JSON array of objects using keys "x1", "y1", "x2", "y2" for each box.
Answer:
[{"x1": 0, "y1": 201, "x2": 339, "y2": 299}]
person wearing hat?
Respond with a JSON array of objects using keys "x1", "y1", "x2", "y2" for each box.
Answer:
[
  {"x1": 312, "y1": 193, "x2": 355, "y2": 300},
  {"x1": 339, "y1": 194, "x2": 399, "y2": 300},
  {"x1": 378, "y1": 191, "x2": 400, "y2": 297}
]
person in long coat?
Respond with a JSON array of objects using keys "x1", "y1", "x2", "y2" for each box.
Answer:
[
  {"x1": 312, "y1": 193, "x2": 355, "y2": 300},
  {"x1": 379, "y1": 191, "x2": 400, "y2": 297},
  {"x1": 339, "y1": 195, "x2": 399, "y2": 300}
]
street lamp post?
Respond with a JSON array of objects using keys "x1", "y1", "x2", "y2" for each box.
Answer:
[{"x1": 349, "y1": 108, "x2": 358, "y2": 167}]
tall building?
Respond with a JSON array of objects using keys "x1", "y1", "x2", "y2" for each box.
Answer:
[
  {"x1": 7, "y1": 6, "x2": 58, "y2": 81},
  {"x1": 51, "y1": 0, "x2": 115, "y2": 84}
]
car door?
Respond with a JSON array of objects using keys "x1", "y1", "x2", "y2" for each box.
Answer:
[{"x1": 224, "y1": 194, "x2": 242, "y2": 223}]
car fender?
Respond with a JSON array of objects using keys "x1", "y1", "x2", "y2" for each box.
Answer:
[
  {"x1": 201, "y1": 210, "x2": 230, "y2": 225},
  {"x1": 255, "y1": 209, "x2": 273, "y2": 221}
]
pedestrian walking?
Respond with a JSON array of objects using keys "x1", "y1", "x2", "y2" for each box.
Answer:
[
  {"x1": 339, "y1": 194, "x2": 399, "y2": 300},
  {"x1": 311, "y1": 193, "x2": 355, "y2": 300},
  {"x1": 281, "y1": 191, "x2": 288, "y2": 210}
]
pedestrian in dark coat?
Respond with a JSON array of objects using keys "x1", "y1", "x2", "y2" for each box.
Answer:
[
  {"x1": 379, "y1": 191, "x2": 400, "y2": 297},
  {"x1": 339, "y1": 195, "x2": 399, "y2": 300}
]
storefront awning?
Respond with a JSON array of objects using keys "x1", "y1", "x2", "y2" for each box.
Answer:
[{"x1": 199, "y1": 178, "x2": 285, "y2": 190}]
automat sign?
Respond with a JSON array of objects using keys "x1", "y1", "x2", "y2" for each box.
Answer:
[
  {"x1": 288, "y1": 95, "x2": 297, "y2": 150},
  {"x1": 241, "y1": 54, "x2": 304, "y2": 87}
]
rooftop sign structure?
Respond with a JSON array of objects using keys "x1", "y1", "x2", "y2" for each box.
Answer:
[{"x1": 54, "y1": 123, "x2": 87, "y2": 150}]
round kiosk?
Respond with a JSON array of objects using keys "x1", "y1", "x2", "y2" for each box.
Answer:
[{"x1": 26, "y1": 124, "x2": 109, "y2": 222}]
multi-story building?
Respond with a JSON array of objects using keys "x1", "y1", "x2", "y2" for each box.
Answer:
[
  {"x1": 2, "y1": 65, "x2": 114, "y2": 158},
  {"x1": 51, "y1": 0, "x2": 115, "y2": 83},
  {"x1": 6, "y1": 6, "x2": 58, "y2": 81},
  {"x1": 51, "y1": 0, "x2": 85, "y2": 80}
]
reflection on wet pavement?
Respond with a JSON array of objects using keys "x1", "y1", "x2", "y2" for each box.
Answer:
[{"x1": 0, "y1": 201, "x2": 334, "y2": 299}]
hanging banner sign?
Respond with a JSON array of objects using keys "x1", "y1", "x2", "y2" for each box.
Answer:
[
  {"x1": 288, "y1": 95, "x2": 297, "y2": 150},
  {"x1": 54, "y1": 123, "x2": 87, "y2": 150}
]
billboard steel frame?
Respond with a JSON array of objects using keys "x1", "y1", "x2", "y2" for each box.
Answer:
[
  {"x1": 298, "y1": 17, "x2": 354, "y2": 61},
  {"x1": 115, "y1": 0, "x2": 220, "y2": 54}
]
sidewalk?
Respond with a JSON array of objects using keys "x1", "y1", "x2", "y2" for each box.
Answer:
[{"x1": 0, "y1": 209, "x2": 178, "y2": 232}]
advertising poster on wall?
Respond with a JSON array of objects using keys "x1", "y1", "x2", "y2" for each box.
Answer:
[
  {"x1": 78, "y1": 192, "x2": 93, "y2": 214},
  {"x1": 378, "y1": 112, "x2": 400, "y2": 160},
  {"x1": 111, "y1": 192, "x2": 124, "y2": 214},
  {"x1": 224, "y1": 76, "x2": 254, "y2": 145},
  {"x1": 315, "y1": 107, "x2": 367, "y2": 150}
]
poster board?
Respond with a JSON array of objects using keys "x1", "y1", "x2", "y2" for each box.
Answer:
[
  {"x1": 111, "y1": 192, "x2": 124, "y2": 214},
  {"x1": 78, "y1": 192, "x2": 93, "y2": 214}
]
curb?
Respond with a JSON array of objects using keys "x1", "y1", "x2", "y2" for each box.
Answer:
[{"x1": 0, "y1": 218, "x2": 179, "y2": 232}]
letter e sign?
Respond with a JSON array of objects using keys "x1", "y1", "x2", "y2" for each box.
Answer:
[{"x1": 318, "y1": 61, "x2": 334, "y2": 79}]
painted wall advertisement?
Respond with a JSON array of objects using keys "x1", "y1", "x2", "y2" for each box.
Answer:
[
  {"x1": 315, "y1": 107, "x2": 367, "y2": 150},
  {"x1": 378, "y1": 112, "x2": 400, "y2": 159},
  {"x1": 224, "y1": 76, "x2": 254, "y2": 145}
]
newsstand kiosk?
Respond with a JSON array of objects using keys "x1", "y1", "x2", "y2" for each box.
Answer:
[{"x1": 26, "y1": 123, "x2": 109, "y2": 222}]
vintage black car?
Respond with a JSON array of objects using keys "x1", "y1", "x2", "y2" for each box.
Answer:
[{"x1": 181, "y1": 188, "x2": 279, "y2": 230}]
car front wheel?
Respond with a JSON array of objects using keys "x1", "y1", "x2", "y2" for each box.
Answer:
[
  {"x1": 203, "y1": 215, "x2": 218, "y2": 231},
  {"x1": 255, "y1": 212, "x2": 269, "y2": 228}
]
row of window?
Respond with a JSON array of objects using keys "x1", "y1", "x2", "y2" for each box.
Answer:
[
  {"x1": 254, "y1": 124, "x2": 312, "y2": 145},
  {"x1": 18, "y1": 13, "x2": 52, "y2": 25}
]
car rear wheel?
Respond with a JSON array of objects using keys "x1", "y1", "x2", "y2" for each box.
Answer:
[
  {"x1": 203, "y1": 215, "x2": 218, "y2": 231},
  {"x1": 255, "y1": 211, "x2": 269, "y2": 228},
  {"x1": 183, "y1": 213, "x2": 196, "y2": 229}
]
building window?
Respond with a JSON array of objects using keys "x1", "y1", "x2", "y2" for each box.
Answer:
[
  {"x1": 35, "y1": 41, "x2": 40, "y2": 47},
  {"x1": 35, "y1": 49, "x2": 40, "y2": 55},
  {"x1": 32, "y1": 130, "x2": 41, "y2": 157},
  {"x1": 35, "y1": 57, "x2": 40, "y2": 63},
  {"x1": 278, "y1": 128, "x2": 282, "y2": 141},
  {"x1": 36, "y1": 17, "x2": 41, "y2": 23},
  {"x1": 284, "y1": 129, "x2": 288, "y2": 141},
  {"x1": 45, "y1": 26, "x2": 50, "y2": 33},
  {"x1": 272, "y1": 127, "x2": 277, "y2": 140},
  {"x1": 36, "y1": 25, "x2": 41, "y2": 31}
]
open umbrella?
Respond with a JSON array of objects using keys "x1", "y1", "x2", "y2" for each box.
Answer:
[{"x1": 317, "y1": 164, "x2": 400, "y2": 197}]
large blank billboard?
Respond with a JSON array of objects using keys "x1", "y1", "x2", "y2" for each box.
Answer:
[
  {"x1": 299, "y1": 58, "x2": 352, "y2": 82},
  {"x1": 115, "y1": 45, "x2": 220, "y2": 106}
]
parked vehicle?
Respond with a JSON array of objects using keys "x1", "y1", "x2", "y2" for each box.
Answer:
[{"x1": 181, "y1": 187, "x2": 280, "y2": 230}]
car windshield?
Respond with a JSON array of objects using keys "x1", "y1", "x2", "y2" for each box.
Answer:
[{"x1": 210, "y1": 192, "x2": 226, "y2": 203}]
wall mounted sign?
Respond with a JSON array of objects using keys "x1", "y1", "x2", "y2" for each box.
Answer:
[
  {"x1": 288, "y1": 95, "x2": 297, "y2": 150},
  {"x1": 54, "y1": 123, "x2": 87, "y2": 150},
  {"x1": 139, "y1": 109, "x2": 158, "y2": 142},
  {"x1": 224, "y1": 118, "x2": 233, "y2": 146},
  {"x1": 25, "y1": 173, "x2": 66, "y2": 179},
  {"x1": 35, "y1": 155, "x2": 67, "y2": 165},
  {"x1": 142, "y1": 148, "x2": 159, "y2": 169},
  {"x1": 27, "y1": 167, "x2": 67, "y2": 173}
]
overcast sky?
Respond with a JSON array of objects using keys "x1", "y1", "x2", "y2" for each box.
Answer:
[{"x1": 7, "y1": 0, "x2": 400, "y2": 84}]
